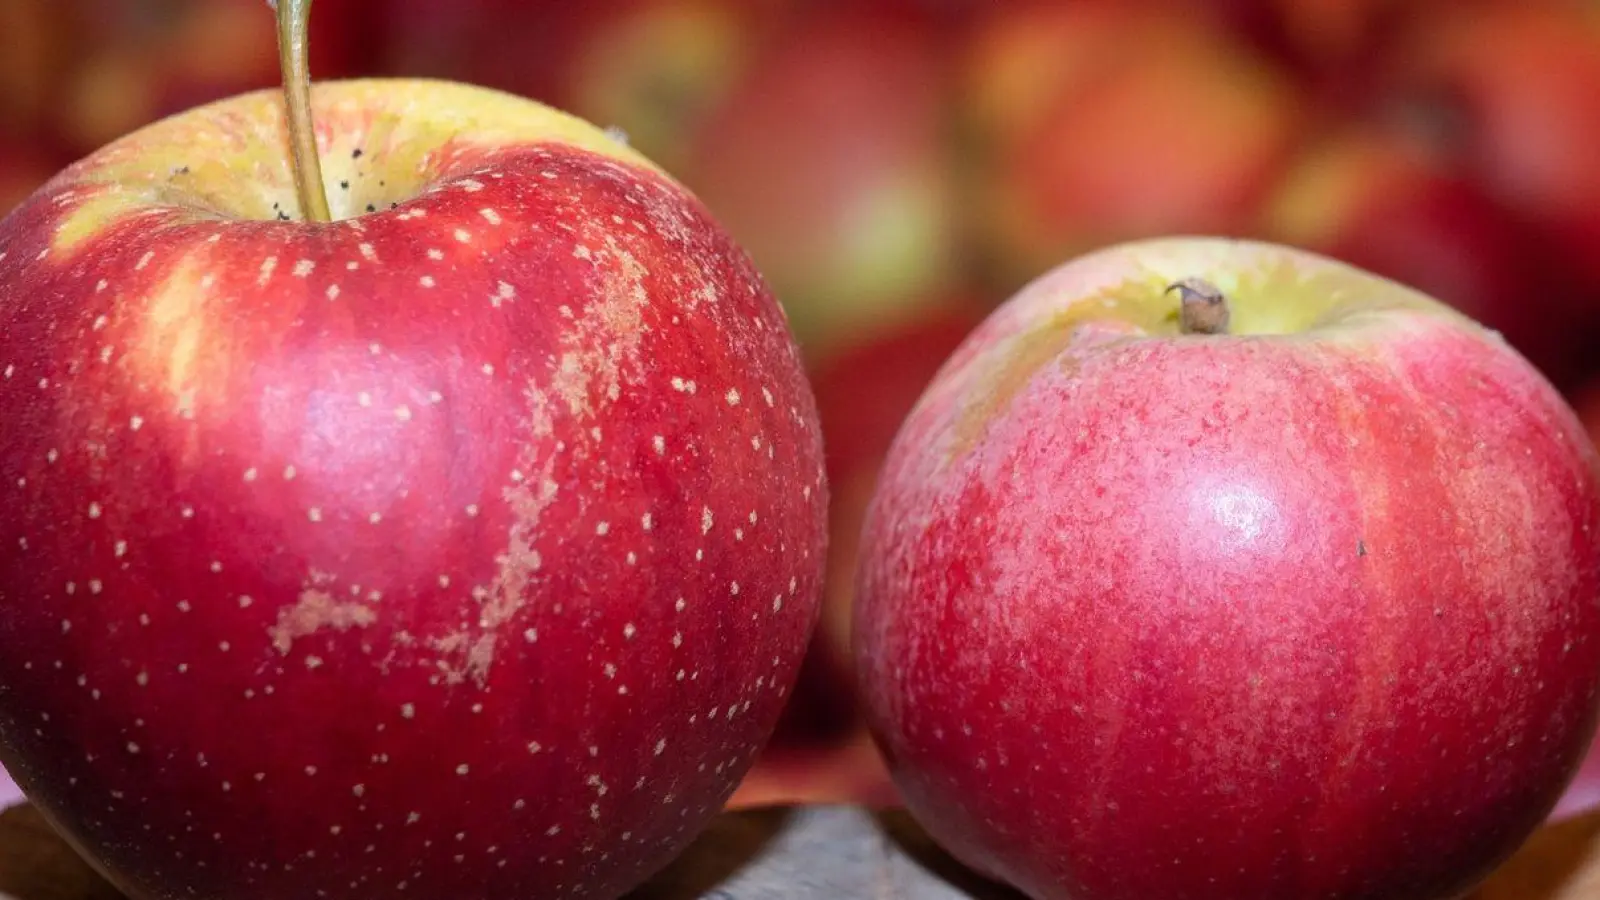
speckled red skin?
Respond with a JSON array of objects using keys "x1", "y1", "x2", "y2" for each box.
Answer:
[
  {"x1": 0, "y1": 81, "x2": 827, "y2": 900},
  {"x1": 855, "y1": 238, "x2": 1600, "y2": 900}
]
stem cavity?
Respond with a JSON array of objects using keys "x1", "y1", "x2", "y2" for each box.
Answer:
[
  {"x1": 273, "y1": 0, "x2": 332, "y2": 223},
  {"x1": 1169, "y1": 278, "x2": 1231, "y2": 336}
]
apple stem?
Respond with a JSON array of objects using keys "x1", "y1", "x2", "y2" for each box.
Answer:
[
  {"x1": 1169, "y1": 278, "x2": 1231, "y2": 335},
  {"x1": 271, "y1": 0, "x2": 332, "y2": 223}
]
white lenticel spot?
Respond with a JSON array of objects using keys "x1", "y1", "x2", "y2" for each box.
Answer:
[
  {"x1": 453, "y1": 229, "x2": 471, "y2": 243},
  {"x1": 456, "y1": 764, "x2": 469, "y2": 776},
  {"x1": 419, "y1": 276, "x2": 436, "y2": 288},
  {"x1": 481, "y1": 209, "x2": 502, "y2": 225},
  {"x1": 653, "y1": 435, "x2": 665, "y2": 455},
  {"x1": 401, "y1": 704, "x2": 415, "y2": 719},
  {"x1": 701, "y1": 507, "x2": 713, "y2": 534},
  {"x1": 135, "y1": 251, "x2": 154, "y2": 270},
  {"x1": 293, "y1": 260, "x2": 316, "y2": 278},
  {"x1": 326, "y1": 284, "x2": 340, "y2": 300},
  {"x1": 725, "y1": 388, "x2": 740, "y2": 406},
  {"x1": 257, "y1": 256, "x2": 278, "y2": 285}
]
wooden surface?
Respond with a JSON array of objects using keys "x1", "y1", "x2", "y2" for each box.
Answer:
[{"x1": 0, "y1": 800, "x2": 1597, "y2": 899}]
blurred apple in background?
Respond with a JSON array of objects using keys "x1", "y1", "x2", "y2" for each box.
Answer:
[
  {"x1": 960, "y1": 2, "x2": 1308, "y2": 295},
  {"x1": 678, "y1": 6, "x2": 964, "y2": 360},
  {"x1": 0, "y1": 0, "x2": 69, "y2": 136},
  {"x1": 0, "y1": 139, "x2": 62, "y2": 217},
  {"x1": 1262, "y1": 124, "x2": 1591, "y2": 389},
  {"x1": 381, "y1": 0, "x2": 784, "y2": 173},
  {"x1": 0, "y1": 0, "x2": 371, "y2": 167},
  {"x1": 1383, "y1": 3, "x2": 1600, "y2": 293}
]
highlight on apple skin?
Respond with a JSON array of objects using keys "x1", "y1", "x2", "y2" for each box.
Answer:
[
  {"x1": 0, "y1": 77, "x2": 828, "y2": 900},
  {"x1": 854, "y1": 236, "x2": 1600, "y2": 900}
]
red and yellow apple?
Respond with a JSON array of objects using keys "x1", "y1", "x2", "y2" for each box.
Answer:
[
  {"x1": 960, "y1": 3, "x2": 1308, "y2": 294},
  {"x1": 0, "y1": 53, "x2": 826, "y2": 900},
  {"x1": 855, "y1": 237, "x2": 1600, "y2": 900},
  {"x1": 379, "y1": 0, "x2": 784, "y2": 174},
  {"x1": 678, "y1": 7, "x2": 963, "y2": 357},
  {"x1": 1384, "y1": 2, "x2": 1600, "y2": 290},
  {"x1": 1261, "y1": 124, "x2": 1587, "y2": 387}
]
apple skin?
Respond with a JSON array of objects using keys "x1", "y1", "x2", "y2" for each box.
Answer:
[
  {"x1": 854, "y1": 237, "x2": 1600, "y2": 900},
  {"x1": 0, "y1": 78, "x2": 827, "y2": 900}
]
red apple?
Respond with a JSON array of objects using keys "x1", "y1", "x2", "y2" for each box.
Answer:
[
  {"x1": 731, "y1": 302, "x2": 984, "y2": 811},
  {"x1": 677, "y1": 7, "x2": 963, "y2": 358},
  {"x1": 961, "y1": 3, "x2": 1308, "y2": 294},
  {"x1": 1383, "y1": 3, "x2": 1600, "y2": 290},
  {"x1": 855, "y1": 237, "x2": 1600, "y2": 900},
  {"x1": 0, "y1": 71, "x2": 827, "y2": 900},
  {"x1": 1261, "y1": 124, "x2": 1588, "y2": 388}
]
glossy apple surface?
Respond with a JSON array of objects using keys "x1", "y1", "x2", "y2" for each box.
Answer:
[
  {"x1": 0, "y1": 78, "x2": 827, "y2": 900},
  {"x1": 856, "y1": 237, "x2": 1600, "y2": 900}
]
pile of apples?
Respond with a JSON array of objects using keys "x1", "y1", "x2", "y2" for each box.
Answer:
[{"x1": 3, "y1": 1, "x2": 1600, "y2": 899}]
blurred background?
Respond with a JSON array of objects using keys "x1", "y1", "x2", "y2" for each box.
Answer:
[{"x1": 5, "y1": 0, "x2": 1600, "y2": 852}]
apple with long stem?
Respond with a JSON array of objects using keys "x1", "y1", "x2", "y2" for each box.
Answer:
[
  {"x1": 0, "y1": 2, "x2": 828, "y2": 899},
  {"x1": 856, "y1": 237, "x2": 1600, "y2": 900}
]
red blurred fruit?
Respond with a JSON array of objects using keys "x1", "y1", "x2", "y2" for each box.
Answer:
[
  {"x1": 1384, "y1": 3, "x2": 1600, "y2": 290},
  {"x1": 1263, "y1": 125, "x2": 1588, "y2": 387},
  {"x1": 381, "y1": 0, "x2": 782, "y2": 173},
  {"x1": 0, "y1": 78, "x2": 827, "y2": 900},
  {"x1": 55, "y1": 0, "x2": 367, "y2": 153},
  {"x1": 732, "y1": 302, "x2": 984, "y2": 811},
  {"x1": 856, "y1": 237, "x2": 1600, "y2": 900},
  {"x1": 679, "y1": 7, "x2": 963, "y2": 357},
  {"x1": 961, "y1": 3, "x2": 1307, "y2": 292},
  {"x1": 0, "y1": 0, "x2": 70, "y2": 134},
  {"x1": 0, "y1": 139, "x2": 61, "y2": 217}
]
